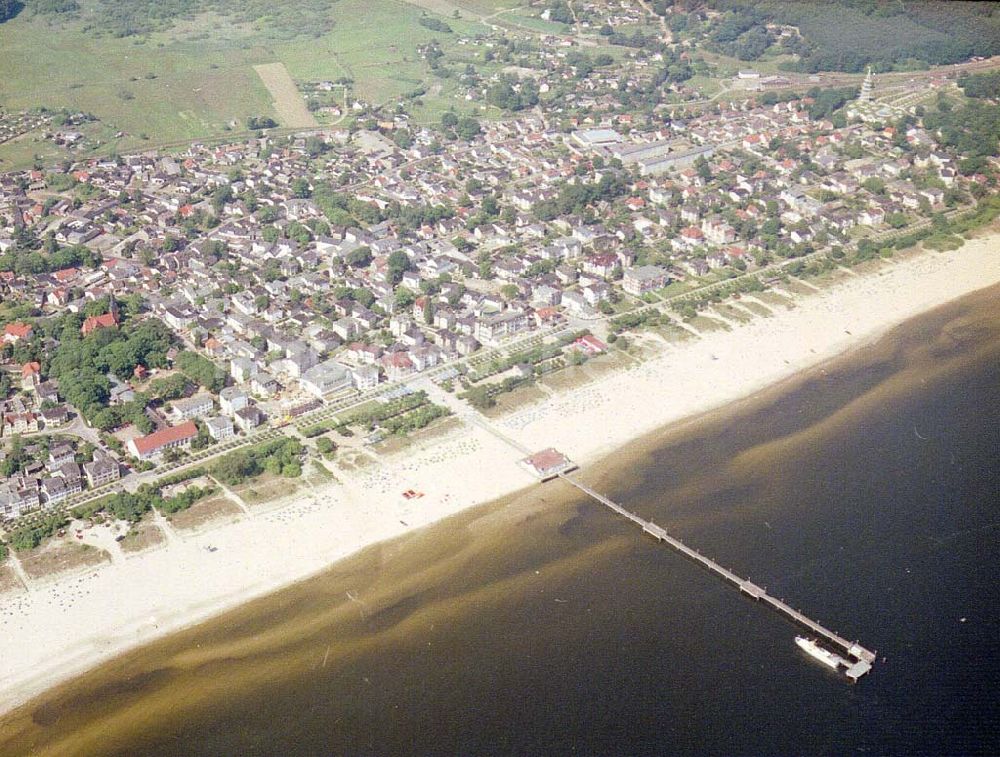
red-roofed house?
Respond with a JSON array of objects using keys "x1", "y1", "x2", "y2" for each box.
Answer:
[
  {"x1": 380, "y1": 351, "x2": 415, "y2": 382},
  {"x1": 126, "y1": 420, "x2": 198, "y2": 461},
  {"x1": 203, "y1": 337, "x2": 225, "y2": 358},
  {"x1": 3, "y1": 323, "x2": 33, "y2": 344},
  {"x1": 3, "y1": 412, "x2": 38, "y2": 434},
  {"x1": 53, "y1": 267, "x2": 80, "y2": 283},
  {"x1": 533, "y1": 307, "x2": 564, "y2": 326},
  {"x1": 677, "y1": 226, "x2": 705, "y2": 249},
  {"x1": 81, "y1": 312, "x2": 119, "y2": 336}
]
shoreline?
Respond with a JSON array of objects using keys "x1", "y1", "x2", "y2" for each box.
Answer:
[{"x1": 1, "y1": 236, "x2": 998, "y2": 717}]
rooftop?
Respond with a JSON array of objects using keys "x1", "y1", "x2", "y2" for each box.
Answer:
[{"x1": 130, "y1": 420, "x2": 198, "y2": 455}]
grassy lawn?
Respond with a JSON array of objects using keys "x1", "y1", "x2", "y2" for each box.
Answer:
[
  {"x1": 685, "y1": 75, "x2": 724, "y2": 98},
  {"x1": 780, "y1": 278, "x2": 820, "y2": 296},
  {"x1": 481, "y1": 384, "x2": 548, "y2": 418},
  {"x1": 334, "y1": 448, "x2": 378, "y2": 473},
  {"x1": 698, "y1": 50, "x2": 798, "y2": 77},
  {"x1": 0, "y1": 0, "x2": 500, "y2": 167},
  {"x1": 657, "y1": 281, "x2": 695, "y2": 299},
  {"x1": 275, "y1": 0, "x2": 484, "y2": 106},
  {"x1": 493, "y1": 10, "x2": 569, "y2": 35},
  {"x1": 0, "y1": 15, "x2": 273, "y2": 161}
]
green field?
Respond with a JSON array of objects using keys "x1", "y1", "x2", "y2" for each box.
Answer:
[{"x1": 0, "y1": 0, "x2": 514, "y2": 167}]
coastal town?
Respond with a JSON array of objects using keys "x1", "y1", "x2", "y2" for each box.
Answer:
[
  {"x1": 1, "y1": 51, "x2": 998, "y2": 541},
  {"x1": 0, "y1": 0, "x2": 999, "y2": 746}
]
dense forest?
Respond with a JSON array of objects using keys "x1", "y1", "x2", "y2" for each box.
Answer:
[
  {"x1": 12, "y1": 0, "x2": 337, "y2": 37},
  {"x1": 706, "y1": 1, "x2": 1000, "y2": 72},
  {"x1": 923, "y1": 100, "x2": 1000, "y2": 161},
  {"x1": 959, "y1": 71, "x2": 1000, "y2": 100}
]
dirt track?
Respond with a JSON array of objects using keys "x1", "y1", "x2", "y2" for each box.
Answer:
[{"x1": 253, "y1": 62, "x2": 319, "y2": 129}]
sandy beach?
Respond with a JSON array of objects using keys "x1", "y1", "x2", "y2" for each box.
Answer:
[{"x1": 1, "y1": 236, "x2": 998, "y2": 717}]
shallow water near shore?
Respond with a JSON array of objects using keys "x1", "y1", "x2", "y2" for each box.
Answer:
[{"x1": 2, "y1": 285, "x2": 999, "y2": 756}]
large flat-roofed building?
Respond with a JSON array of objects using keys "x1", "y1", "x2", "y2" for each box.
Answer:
[
  {"x1": 637, "y1": 145, "x2": 714, "y2": 176},
  {"x1": 609, "y1": 139, "x2": 680, "y2": 165},
  {"x1": 300, "y1": 359, "x2": 352, "y2": 399},
  {"x1": 571, "y1": 128, "x2": 623, "y2": 149}
]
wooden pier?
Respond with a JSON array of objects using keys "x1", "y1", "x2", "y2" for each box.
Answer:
[{"x1": 559, "y1": 473, "x2": 876, "y2": 680}]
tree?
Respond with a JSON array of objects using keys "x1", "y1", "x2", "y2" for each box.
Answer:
[
  {"x1": 862, "y1": 177, "x2": 885, "y2": 195},
  {"x1": 291, "y1": 177, "x2": 312, "y2": 199},
  {"x1": 478, "y1": 257, "x2": 493, "y2": 280},
  {"x1": 0, "y1": 435, "x2": 26, "y2": 477},
  {"x1": 175, "y1": 350, "x2": 225, "y2": 393},
  {"x1": 386, "y1": 250, "x2": 412, "y2": 285},
  {"x1": 353, "y1": 288, "x2": 375, "y2": 308},
  {"x1": 212, "y1": 449, "x2": 259, "y2": 485},
  {"x1": 246, "y1": 116, "x2": 278, "y2": 130},
  {"x1": 211, "y1": 184, "x2": 234, "y2": 213},
  {"x1": 456, "y1": 117, "x2": 482, "y2": 141},
  {"x1": 395, "y1": 288, "x2": 416, "y2": 308},
  {"x1": 346, "y1": 246, "x2": 373, "y2": 268},
  {"x1": 694, "y1": 155, "x2": 712, "y2": 181}
]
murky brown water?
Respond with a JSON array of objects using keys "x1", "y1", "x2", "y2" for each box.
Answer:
[{"x1": 2, "y1": 285, "x2": 999, "y2": 756}]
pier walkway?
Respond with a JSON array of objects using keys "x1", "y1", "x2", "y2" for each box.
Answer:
[{"x1": 559, "y1": 472, "x2": 876, "y2": 680}]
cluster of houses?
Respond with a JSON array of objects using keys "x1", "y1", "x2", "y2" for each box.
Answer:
[
  {"x1": 0, "y1": 109, "x2": 52, "y2": 148},
  {"x1": 1, "y1": 323, "x2": 74, "y2": 438},
  {"x1": 0, "y1": 439, "x2": 119, "y2": 520},
  {"x1": 0, "y1": 68, "x2": 990, "y2": 521}
]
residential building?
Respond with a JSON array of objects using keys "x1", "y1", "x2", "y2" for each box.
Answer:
[
  {"x1": 126, "y1": 420, "x2": 198, "y2": 460},
  {"x1": 623, "y1": 265, "x2": 670, "y2": 296},
  {"x1": 204, "y1": 415, "x2": 235, "y2": 441},
  {"x1": 234, "y1": 406, "x2": 264, "y2": 432},
  {"x1": 219, "y1": 386, "x2": 249, "y2": 416},
  {"x1": 83, "y1": 456, "x2": 120, "y2": 488},
  {"x1": 170, "y1": 393, "x2": 214, "y2": 421},
  {"x1": 300, "y1": 360, "x2": 352, "y2": 398}
]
